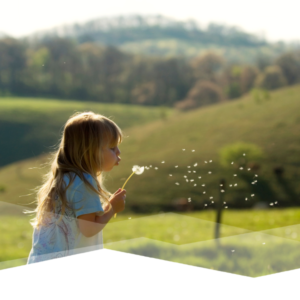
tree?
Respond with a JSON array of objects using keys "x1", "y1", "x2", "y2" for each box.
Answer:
[
  {"x1": 255, "y1": 65, "x2": 287, "y2": 90},
  {"x1": 175, "y1": 80, "x2": 224, "y2": 111},
  {"x1": 275, "y1": 51, "x2": 300, "y2": 85}
]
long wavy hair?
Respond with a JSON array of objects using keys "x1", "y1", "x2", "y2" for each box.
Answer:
[{"x1": 30, "y1": 111, "x2": 123, "y2": 229}]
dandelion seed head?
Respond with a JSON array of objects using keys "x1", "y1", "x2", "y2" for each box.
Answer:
[{"x1": 132, "y1": 165, "x2": 145, "y2": 174}]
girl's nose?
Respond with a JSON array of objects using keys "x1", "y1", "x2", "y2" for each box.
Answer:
[{"x1": 116, "y1": 147, "x2": 121, "y2": 155}]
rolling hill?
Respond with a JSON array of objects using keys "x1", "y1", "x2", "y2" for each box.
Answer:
[{"x1": 0, "y1": 85, "x2": 299, "y2": 214}]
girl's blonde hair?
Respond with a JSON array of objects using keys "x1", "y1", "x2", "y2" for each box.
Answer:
[{"x1": 31, "y1": 111, "x2": 122, "y2": 229}]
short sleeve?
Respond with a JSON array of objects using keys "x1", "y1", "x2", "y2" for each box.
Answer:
[{"x1": 67, "y1": 174, "x2": 104, "y2": 217}]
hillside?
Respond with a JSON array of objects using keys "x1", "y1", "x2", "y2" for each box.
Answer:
[
  {"x1": 0, "y1": 85, "x2": 299, "y2": 213},
  {"x1": 0, "y1": 98, "x2": 172, "y2": 167},
  {"x1": 26, "y1": 14, "x2": 292, "y2": 63}
]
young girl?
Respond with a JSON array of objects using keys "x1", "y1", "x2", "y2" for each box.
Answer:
[{"x1": 27, "y1": 111, "x2": 126, "y2": 263}]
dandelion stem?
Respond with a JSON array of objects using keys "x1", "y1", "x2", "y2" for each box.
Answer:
[
  {"x1": 114, "y1": 171, "x2": 136, "y2": 218},
  {"x1": 121, "y1": 171, "x2": 136, "y2": 190}
]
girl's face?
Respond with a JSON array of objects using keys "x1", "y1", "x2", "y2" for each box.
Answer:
[{"x1": 101, "y1": 144, "x2": 121, "y2": 172}]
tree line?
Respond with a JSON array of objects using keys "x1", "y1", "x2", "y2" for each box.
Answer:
[{"x1": 0, "y1": 36, "x2": 300, "y2": 108}]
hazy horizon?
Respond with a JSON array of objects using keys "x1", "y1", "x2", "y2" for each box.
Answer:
[{"x1": 1, "y1": 0, "x2": 300, "y2": 42}]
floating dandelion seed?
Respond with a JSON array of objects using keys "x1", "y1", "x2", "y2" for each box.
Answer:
[
  {"x1": 175, "y1": 182, "x2": 180, "y2": 185},
  {"x1": 211, "y1": 201, "x2": 214, "y2": 203},
  {"x1": 231, "y1": 162, "x2": 234, "y2": 164},
  {"x1": 155, "y1": 167, "x2": 158, "y2": 170},
  {"x1": 255, "y1": 174, "x2": 258, "y2": 177},
  {"x1": 224, "y1": 202, "x2": 226, "y2": 204},
  {"x1": 225, "y1": 206, "x2": 228, "y2": 209},
  {"x1": 234, "y1": 184, "x2": 237, "y2": 186},
  {"x1": 202, "y1": 184, "x2": 205, "y2": 187},
  {"x1": 198, "y1": 176, "x2": 202, "y2": 179},
  {"x1": 188, "y1": 171, "x2": 191, "y2": 173},
  {"x1": 128, "y1": 217, "x2": 131, "y2": 219},
  {"x1": 194, "y1": 163, "x2": 198, "y2": 167},
  {"x1": 182, "y1": 149, "x2": 185, "y2": 151},
  {"x1": 270, "y1": 203, "x2": 274, "y2": 206},
  {"x1": 190, "y1": 179, "x2": 194, "y2": 182},
  {"x1": 169, "y1": 174, "x2": 172, "y2": 176},
  {"x1": 210, "y1": 197, "x2": 213, "y2": 199},
  {"x1": 245, "y1": 198, "x2": 248, "y2": 201},
  {"x1": 239, "y1": 167, "x2": 243, "y2": 170},
  {"x1": 221, "y1": 190, "x2": 225, "y2": 193},
  {"x1": 262, "y1": 243, "x2": 265, "y2": 245},
  {"x1": 149, "y1": 165, "x2": 152, "y2": 168},
  {"x1": 232, "y1": 250, "x2": 235, "y2": 252},
  {"x1": 175, "y1": 165, "x2": 178, "y2": 168},
  {"x1": 161, "y1": 161, "x2": 165, "y2": 163},
  {"x1": 187, "y1": 166, "x2": 191, "y2": 168},
  {"x1": 204, "y1": 161, "x2": 207, "y2": 163},
  {"x1": 203, "y1": 191, "x2": 206, "y2": 194},
  {"x1": 186, "y1": 179, "x2": 189, "y2": 182},
  {"x1": 193, "y1": 171, "x2": 196, "y2": 173},
  {"x1": 184, "y1": 175, "x2": 187, "y2": 178},
  {"x1": 220, "y1": 184, "x2": 223, "y2": 187},
  {"x1": 194, "y1": 184, "x2": 197, "y2": 186},
  {"x1": 248, "y1": 168, "x2": 251, "y2": 171},
  {"x1": 229, "y1": 184, "x2": 232, "y2": 187},
  {"x1": 251, "y1": 194, "x2": 255, "y2": 197},
  {"x1": 243, "y1": 153, "x2": 246, "y2": 156},
  {"x1": 275, "y1": 201, "x2": 278, "y2": 204},
  {"x1": 208, "y1": 171, "x2": 212, "y2": 174},
  {"x1": 234, "y1": 174, "x2": 237, "y2": 177},
  {"x1": 204, "y1": 204, "x2": 207, "y2": 206},
  {"x1": 192, "y1": 150, "x2": 195, "y2": 152},
  {"x1": 188, "y1": 198, "x2": 192, "y2": 202},
  {"x1": 209, "y1": 160, "x2": 212, "y2": 163}
]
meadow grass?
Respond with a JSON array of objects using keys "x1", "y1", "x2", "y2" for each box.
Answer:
[{"x1": 1, "y1": 208, "x2": 300, "y2": 274}]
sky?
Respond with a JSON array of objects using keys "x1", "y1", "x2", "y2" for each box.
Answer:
[{"x1": 1, "y1": 0, "x2": 300, "y2": 42}]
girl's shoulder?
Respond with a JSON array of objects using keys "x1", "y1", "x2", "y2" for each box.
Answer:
[{"x1": 64, "y1": 172, "x2": 97, "y2": 190}]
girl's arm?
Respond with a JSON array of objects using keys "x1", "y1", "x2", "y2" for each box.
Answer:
[{"x1": 77, "y1": 189, "x2": 126, "y2": 238}]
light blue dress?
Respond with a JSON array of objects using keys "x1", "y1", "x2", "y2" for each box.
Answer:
[{"x1": 27, "y1": 172, "x2": 104, "y2": 263}]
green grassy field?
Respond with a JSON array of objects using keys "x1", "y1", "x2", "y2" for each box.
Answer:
[
  {"x1": 1, "y1": 84, "x2": 299, "y2": 211},
  {"x1": 0, "y1": 97, "x2": 173, "y2": 166},
  {"x1": 1, "y1": 208, "x2": 300, "y2": 276}
]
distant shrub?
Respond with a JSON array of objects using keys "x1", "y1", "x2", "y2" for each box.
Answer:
[
  {"x1": 175, "y1": 80, "x2": 225, "y2": 111},
  {"x1": 255, "y1": 65, "x2": 287, "y2": 90},
  {"x1": 219, "y1": 142, "x2": 264, "y2": 168},
  {"x1": 251, "y1": 88, "x2": 271, "y2": 104},
  {"x1": 0, "y1": 185, "x2": 6, "y2": 193}
]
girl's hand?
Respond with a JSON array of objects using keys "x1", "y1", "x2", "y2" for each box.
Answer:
[{"x1": 109, "y1": 188, "x2": 126, "y2": 214}]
